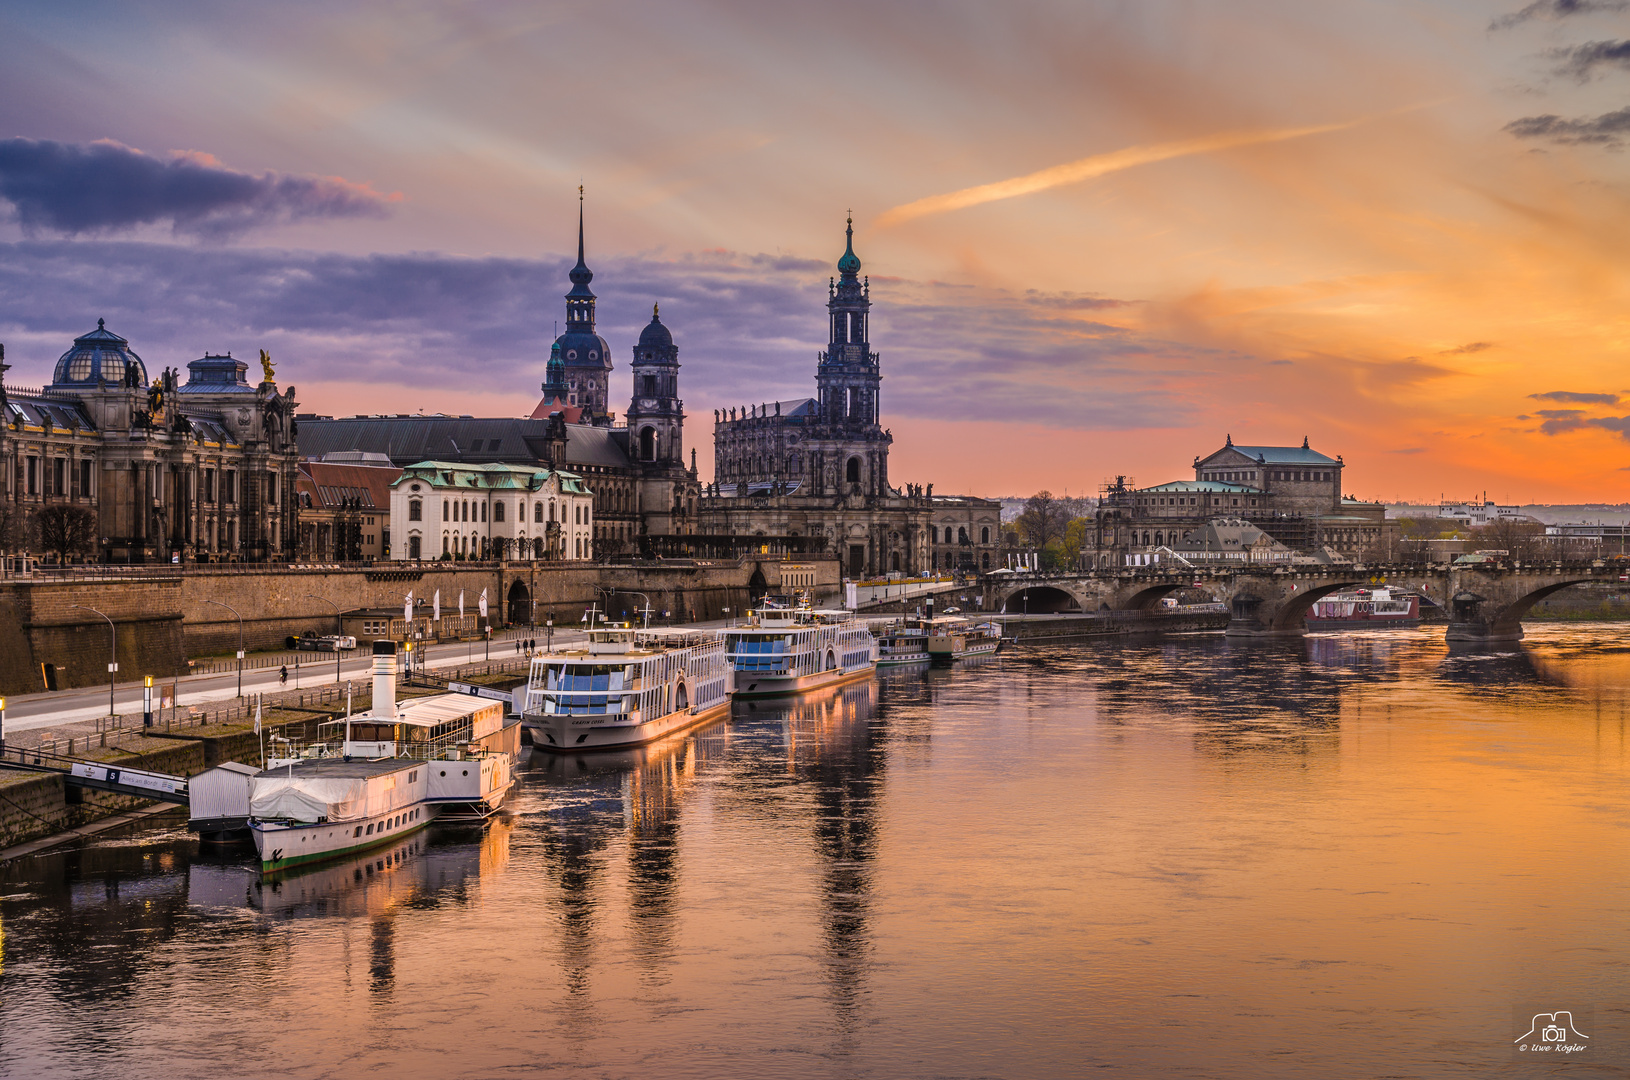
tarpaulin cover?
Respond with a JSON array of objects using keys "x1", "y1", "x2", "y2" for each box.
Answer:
[{"x1": 249, "y1": 776, "x2": 365, "y2": 823}]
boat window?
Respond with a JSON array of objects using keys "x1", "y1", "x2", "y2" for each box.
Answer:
[
  {"x1": 366, "y1": 823, "x2": 374, "y2": 835},
  {"x1": 355, "y1": 826, "x2": 363, "y2": 837},
  {"x1": 732, "y1": 637, "x2": 788, "y2": 671}
]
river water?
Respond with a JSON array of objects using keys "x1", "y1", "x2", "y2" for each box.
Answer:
[{"x1": 5, "y1": 624, "x2": 1630, "y2": 1079}]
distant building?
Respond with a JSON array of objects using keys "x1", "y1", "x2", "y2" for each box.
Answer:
[
  {"x1": 1088, "y1": 436, "x2": 1398, "y2": 567},
  {"x1": 389, "y1": 460, "x2": 593, "y2": 561},
  {"x1": 294, "y1": 451, "x2": 401, "y2": 561},
  {"x1": 929, "y1": 496, "x2": 1003, "y2": 573},
  {"x1": 0, "y1": 323, "x2": 299, "y2": 563},
  {"x1": 1438, "y1": 499, "x2": 1525, "y2": 527}
]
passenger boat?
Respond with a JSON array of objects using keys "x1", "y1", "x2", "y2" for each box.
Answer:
[
  {"x1": 248, "y1": 641, "x2": 519, "y2": 873},
  {"x1": 923, "y1": 615, "x2": 1003, "y2": 661},
  {"x1": 870, "y1": 615, "x2": 1004, "y2": 665},
  {"x1": 521, "y1": 626, "x2": 732, "y2": 751},
  {"x1": 720, "y1": 601, "x2": 878, "y2": 697},
  {"x1": 1305, "y1": 587, "x2": 1422, "y2": 629}
]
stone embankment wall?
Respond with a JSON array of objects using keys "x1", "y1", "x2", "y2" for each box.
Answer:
[
  {"x1": 0, "y1": 576, "x2": 188, "y2": 697},
  {"x1": 0, "y1": 556, "x2": 840, "y2": 695}
]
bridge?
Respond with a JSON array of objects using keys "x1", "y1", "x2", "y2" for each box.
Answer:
[
  {"x1": 983, "y1": 561, "x2": 1628, "y2": 642},
  {"x1": 0, "y1": 746, "x2": 191, "y2": 804}
]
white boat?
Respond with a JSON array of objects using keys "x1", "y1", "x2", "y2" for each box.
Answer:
[
  {"x1": 721, "y1": 602, "x2": 878, "y2": 697},
  {"x1": 924, "y1": 615, "x2": 1003, "y2": 661},
  {"x1": 521, "y1": 626, "x2": 732, "y2": 751},
  {"x1": 248, "y1": 641, "x2": 518, "y2": 873},
  {"x1": 871, "y1": 614, "x2": 1003, "y2": 665}
]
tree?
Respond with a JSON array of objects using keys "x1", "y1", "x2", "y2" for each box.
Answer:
[
  {"x1": 1016, "y1": 491, "x2": 1069, "y2": 550},
  {"x1": 1474, "y1": 518, "x2": 1547, "y2": 560},
  {"x1": 35, "y1": 504, "x2": 97, "y2": 564}
]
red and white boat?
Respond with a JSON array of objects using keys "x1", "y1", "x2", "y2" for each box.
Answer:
[{"x1": 1306, "y1": 587, "x2": 1421, "y2": 629}]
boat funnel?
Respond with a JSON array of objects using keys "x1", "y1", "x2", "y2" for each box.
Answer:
[{"x1": 372, "y1": 640, "x2": 398, "y2": 720}]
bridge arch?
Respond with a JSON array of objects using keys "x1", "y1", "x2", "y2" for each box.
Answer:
[
  {"x1": 1000, "y1": 586, "x2": 1083, "y2": 614},
  {"x1": 1449, "y1": 577, "x2": 1600, "y2": 641}
]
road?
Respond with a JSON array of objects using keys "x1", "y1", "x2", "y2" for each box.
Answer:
[{"x1": 2, "y1": 630, "x2": 587, "y2": 735}]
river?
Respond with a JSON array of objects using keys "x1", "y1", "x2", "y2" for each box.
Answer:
[{"x1": 4, "y1": 624, "x2": 1630, "y2": 1078}]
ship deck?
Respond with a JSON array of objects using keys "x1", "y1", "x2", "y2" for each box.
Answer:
[{"x1": 254, "y1": 758, "x2": 419, "y2": 780}]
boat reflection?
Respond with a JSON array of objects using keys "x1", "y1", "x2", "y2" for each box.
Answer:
[{"x1": 186, "y1": 821, "x2": 511, "y2": 920}]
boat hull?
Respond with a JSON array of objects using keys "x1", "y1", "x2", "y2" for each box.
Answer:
[
  {"x1": 733, "y1": 663, "x2": 875, "y2": 698},
  {"x1": 1306, "y1": 616, "x2": 1422, "y2": 629},
  {"x1": 525, "y1": 697, "x2": 732, "y2": 752},
  {"x1": 252, "y1": 805, "x2": 439, "y2": 873}
]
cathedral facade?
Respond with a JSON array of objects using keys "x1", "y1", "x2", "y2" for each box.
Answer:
[{"x1": 699, "y1": 221, "x2": 990, "y2": 578}]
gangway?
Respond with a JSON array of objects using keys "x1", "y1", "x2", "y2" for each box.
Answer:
[{"x1": 0, "y1": 746, "x2": 190, "y2": 805}]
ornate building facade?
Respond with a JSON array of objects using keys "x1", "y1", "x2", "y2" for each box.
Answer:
[
  {"x1": 700, "y1": 220, "x2": 996, "y2": 578},
  {"x1": 1, "y1": 324, "x2": 300, "y2": 563},
  {"x1": 1087, "y1": 436, "x2": 1399, "y2": 567}
]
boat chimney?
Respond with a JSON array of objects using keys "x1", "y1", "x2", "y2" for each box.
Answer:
[{"x1": 372, "y1": 640, "x2": 398, "y2": 720}]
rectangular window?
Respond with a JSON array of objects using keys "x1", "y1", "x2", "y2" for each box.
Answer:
[
  {"x1": 494, "y1": 501, "x2": 505, "y2": 523},
  {"x1": 266, "y1": 472, "x2": 277, "y2": 505},
  {"x1": 78, "y1": 459, "x2": 93, "y2": 498},
  {"x1": 26, "y1": 456, "x2": 38, "y2": 495},
  {"x1": 224, "y1": 471, "x2": 236, "y2": 504},
  {"x1": 408, "y1": 500, "x2": 422, "y2": 521},
  {"x1": 51, "y1": 458, "x2": 65, "y2": 496}
]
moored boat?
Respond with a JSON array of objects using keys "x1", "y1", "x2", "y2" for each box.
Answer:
[
  {"x1": 1306, "y1": 587, "x2": 1421, "y2": 629},
  {"x1": 721, "y1": 601, "x2": 878, "y2": 697},
  {"x1": 922, "y1": 615, "x2": 1003, "y2": 661},
  {"x1": 522, "y1": 626, "x2": 732, "y2": 751},
  {"x1": 248, "y1": 641, "x2": 518, "y2": 873}
]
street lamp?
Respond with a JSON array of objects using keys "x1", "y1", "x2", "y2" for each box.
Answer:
[
  {"x1": 306, "y1": 593, "x2": 343, "y2": 684},
  {"x1": 546, "y1": 613, "x2": 554, "y2": 653},
  {"x1": 71, "y1": 604, "x2": 117, "y2": 719},
  {"x1": 204, "y1": 599, "x2": 245, "y2": 698},
  {"x1": 485, "y1": 624, "x2": 492, "y2": 661}
]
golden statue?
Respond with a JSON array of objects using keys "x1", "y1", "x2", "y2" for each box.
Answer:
[{"x1": 259, "y1": 349, "x2": 275, "y2": 382}]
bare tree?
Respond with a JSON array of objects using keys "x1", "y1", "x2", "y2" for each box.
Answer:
[
  {"x1": 35, "y1": 505, "x2": 97, "y2": 564},
  {"x1": 1016, "y1": 491, "x2": 1069, "y2": 550},
  {"x1": 1474, "y1": 518, "x2": 1547, "y2": 560}
]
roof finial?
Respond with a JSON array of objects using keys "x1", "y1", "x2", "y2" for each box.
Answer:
[
  {"x1": 1225, "y1": 433, "x2": 1232, "y2": 446},
  {"x1": 1303, "y1": 435, "x2": 1310, "y2": 449},
  {"x1": 577, "y1": 187, "x2": 585, "y2": 266},
  {"x1": 98, "y1": 318, "x2": 105, "y2": 330},
  {"x1": 653, "y1": 301, "x2": 659, "y2": 319}
]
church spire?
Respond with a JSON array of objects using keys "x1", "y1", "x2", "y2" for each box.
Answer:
[{"x1": 837, "y1": 212, "x2": 862, "y2": 278}]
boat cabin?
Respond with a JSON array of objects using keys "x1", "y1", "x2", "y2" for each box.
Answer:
[{"x1": 338, "y1": 695, "x2": 509, "y2": 759}]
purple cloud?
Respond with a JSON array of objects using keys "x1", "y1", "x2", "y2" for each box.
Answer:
[
  {"x1": 0, "y1": 138, "x2": 394, "y2": 239},
  {"x1": 1530, "y1": 390, "x2": 1620, "y2": 404},
  {"x1": 0, "y1": 239, "x2": 1198, "y2": 431}
]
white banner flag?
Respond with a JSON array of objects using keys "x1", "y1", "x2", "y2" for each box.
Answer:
[
  {"x1": 478, "y1": 588, "x2": 488, "y2": 619},
  {"x1": 404, "y1": 590, "x2": 414, "y2": 626},
  {"x1": 253, "y1": 696, "x2": 262, "y2": 735},
  {"x1": 434, "y1": 589, "x2": 441, "y2": 622},
  {"x1": 459, "y1": 590, "x2": 465, "y2": 619}
]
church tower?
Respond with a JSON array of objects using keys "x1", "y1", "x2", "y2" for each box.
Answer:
[
  {"x1": 626, "y1": 304, "x2": 683, "y2": 466},
  {"x1": 551, "y1": 190, "x2": 613, "y2": 426},
  {"x1": 815, "y1": 216, "x2": 890, "y2": 495}
]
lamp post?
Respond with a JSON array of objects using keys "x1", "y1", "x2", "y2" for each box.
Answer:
[
  {"x1": 546, "y1": 613, "x2": 554, "y2": 653},
  {"x1": 485, "y1": 623, "x2": 492, "y2": 661},
  {"x1": 1, "y1": 696, "x2": 7, "y2": 755},
  {"x1": 204, "y1": 599, "x2": 245, "y2": 698},
  {"x1": 306, "y1": 594, "x2": 343, "y2": 684},
  {"x1": 71, "y1": 604, "x2": 117, "y2": 719}
]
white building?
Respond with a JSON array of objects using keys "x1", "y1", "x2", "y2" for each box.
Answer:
[
  {"x1": 390, "y1": 460, "x2": 594, "y2": 561},
  {"x1": 1438, "y1": 499, "x2": 1525, "y2": 526}
]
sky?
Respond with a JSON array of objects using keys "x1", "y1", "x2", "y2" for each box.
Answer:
[{"x1": 2, "y1": 0, "x2": 1629, "y2": 502}]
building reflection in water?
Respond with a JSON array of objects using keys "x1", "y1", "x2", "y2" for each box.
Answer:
[{"x1": 733, "y1": 680, "x2": 884, "y2": 1039}]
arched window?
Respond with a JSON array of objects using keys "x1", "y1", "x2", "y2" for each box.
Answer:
[
  {"x1": 493, "y1": 501, "x2": 504, "y2": 523},
  {"x1": 481, "y1": 502, "x2": 488, "y2": 523},
  {"x1": 930, "y1": 526, "x2": 939, "y2": 543},
  {"x1": 639, "y1": 427, "x2": 655, "y2": 461},
  {"x1": 442, "y1": 499, "x2": 449, "y2": 521},
  {"x1": 981, "y1": 526, "x2": 990, "y2": 545},
  {"x1": 549, "y1": 501, "x2": 555, "y2": 522},
  {"x1": 408, "y1": 499, "x2": 422, "y2": 522},
  {"x1": 1154, "y1": 532, "x2": 1163, "y2": 546},
  {"x1": 442, "y1": 534, "x2": 449, "y2": 554},
  {"x1": 534, "y1": 502, "x2": 543, "y2": 523},
  {"x1": 846, "y1": 457, "x2": 862, "y2": 484}
]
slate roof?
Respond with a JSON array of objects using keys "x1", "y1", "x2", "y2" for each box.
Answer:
[
  {"x1": 295, "y1": 415, "x2": 633, "y2": 471},
  {"x1": 718, "y1": 398, "x2": 818, "y2": 423},
  {"x1": 3, "y1": 394, "x2": 96, "y2": 433},
  {"x1": 1208, "y1": 444, "x2": 1340, "y2": 466}
]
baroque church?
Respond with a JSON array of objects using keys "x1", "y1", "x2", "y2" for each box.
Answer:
[
  {"x1": 698, "y1": 219, "x2": 998, "y2": 578},
  {"x1": 298, "y1": 197, "x2": 701, "y2": 555}
]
